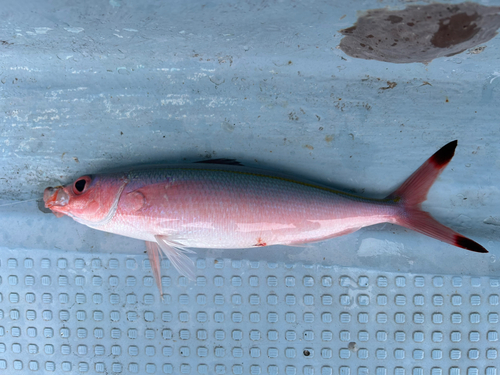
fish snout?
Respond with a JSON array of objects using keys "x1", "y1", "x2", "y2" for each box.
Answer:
[{"x1": 44, "y1": 187, "x2": 69, "y2": 208}]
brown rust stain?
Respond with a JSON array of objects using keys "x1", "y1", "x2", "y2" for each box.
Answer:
[
  {"x1": 339, "y1": 3, "x2": 500, "y2": 64},
  {"x1": 431, "y1": 11, "x2": 480, "y2": 49},
  {"x1": 379, "y1": 81, "x2": 397, "y2": 90}
]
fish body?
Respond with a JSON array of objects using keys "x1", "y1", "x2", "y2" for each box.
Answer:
[
  {"x1": 44, "y1": 141, "x2": 487, "y2": 293},
  {"x1": 89, "y1": 169, "x2": 398, "y2": 247}
]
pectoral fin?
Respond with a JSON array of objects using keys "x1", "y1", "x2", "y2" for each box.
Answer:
[{"x1": 154, "y1": 235, "x2": 196, "y2": 280}]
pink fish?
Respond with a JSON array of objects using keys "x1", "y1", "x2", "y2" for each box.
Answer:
[{"x1": 44, "y1": 140, "x2": 487, "y2": 294}]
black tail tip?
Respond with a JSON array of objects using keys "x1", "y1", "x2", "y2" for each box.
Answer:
[
  {"x1": 431, "y1": 140, "x2": 458, "y2": 167},
  {"x1": 455, "y1": 235, "x2": 488, "y2": 253}
]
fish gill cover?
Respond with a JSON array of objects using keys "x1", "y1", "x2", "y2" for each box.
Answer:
[{"x1": 339, "y1": 2, "x2": 500, "y2": 63}]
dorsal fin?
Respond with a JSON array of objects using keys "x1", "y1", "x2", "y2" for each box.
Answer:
[{"x1": 195, "y1": 158, "x2": 244, "y2": 166}]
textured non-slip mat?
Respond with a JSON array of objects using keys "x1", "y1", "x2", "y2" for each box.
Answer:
[{"x1": 0, "y1": 250, "x2": 498, "y2": 374}]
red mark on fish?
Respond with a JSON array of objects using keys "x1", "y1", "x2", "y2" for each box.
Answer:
[
  {"x1": 254, "y1": 237, "x2": 267, "y2": 247},
  {"x1": 44, "y1": 141, "x2": 487, "y2": 295}
]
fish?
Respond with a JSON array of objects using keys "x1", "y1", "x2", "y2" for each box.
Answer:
[{"x1": 44, "y1": 140, "x2": 487, "y2": 294}]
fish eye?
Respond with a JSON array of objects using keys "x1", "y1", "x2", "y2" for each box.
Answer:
[
  {"x1": 73, "y1": 176, "x2": 91, "y2": 195},
  {"x1": 75, "y1": 179, "x2": 86, "y2": 192}
]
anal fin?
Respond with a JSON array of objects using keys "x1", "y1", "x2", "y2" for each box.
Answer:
[
  {"x1": 155, "y1": 235, "x2": 196, "y2": 280},
  {"x1": 287, "y1": 227, "x2": 360, "y2": 247}
]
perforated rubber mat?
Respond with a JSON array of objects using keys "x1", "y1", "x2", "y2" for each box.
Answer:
[{"x1": 0, "y1": 250, "x2": 498, "y2": 374}]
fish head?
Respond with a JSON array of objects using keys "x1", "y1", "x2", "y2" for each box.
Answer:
[{"x1": 44, "y1": 174, "x2": 126, "y2": 223}]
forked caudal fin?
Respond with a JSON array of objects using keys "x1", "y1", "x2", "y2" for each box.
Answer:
[{"x1": 387, "y1": 140, "x2": 487, "y2": 253}]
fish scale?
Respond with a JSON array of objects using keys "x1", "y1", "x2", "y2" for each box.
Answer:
[{"x1": 109, "y1": 167, "x2": 394, "y2": 248}]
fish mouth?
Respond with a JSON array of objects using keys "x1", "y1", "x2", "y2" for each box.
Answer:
[{"x1": 43, "y1": 187, "x2": 69, "y2": 217}]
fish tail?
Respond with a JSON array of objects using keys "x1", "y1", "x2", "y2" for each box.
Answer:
[{"x1": 387, "y1": 140, "x2": 487, "y2": 253}]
